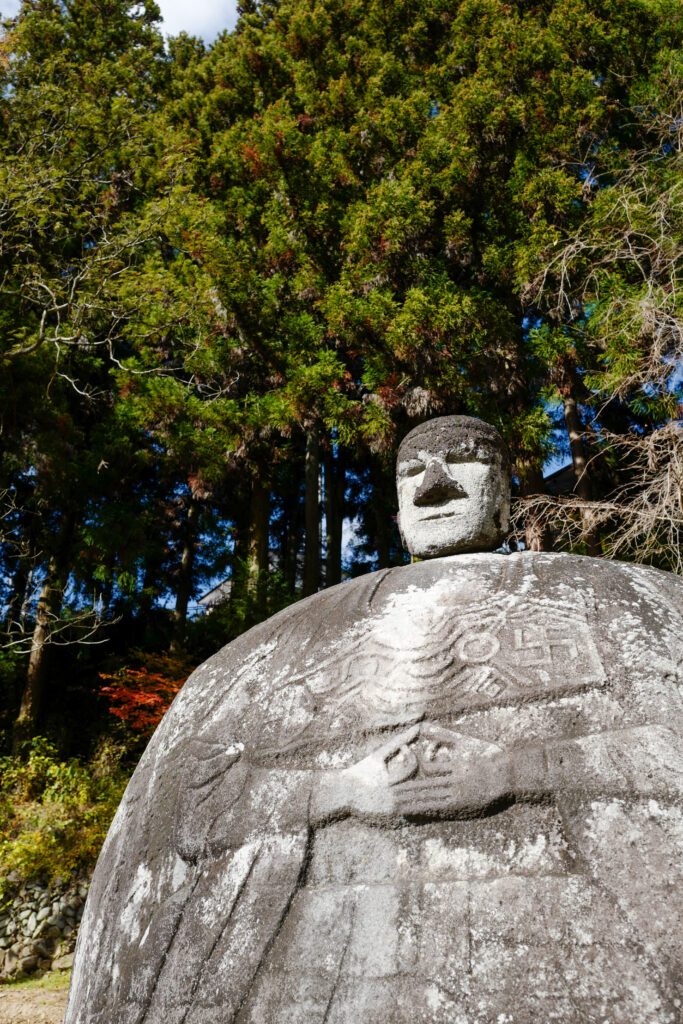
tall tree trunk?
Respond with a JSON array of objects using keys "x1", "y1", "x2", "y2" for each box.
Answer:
[
  {"x1": 517, "y1": 460, "x2": 551, "y2": 551},
  {"x1": 4, "y1": 506, "x2": 40, "y2": 635},
  {"x1": 564, "y1": 396, "x2": 592, "y2": 502},
  {"x1": 229, "y1": 489, "x2": 250, "y2": 619},
  {"x1": 372, "y1": 460, "x2": 394, "y2": 568},
  {"x1": 375, "y1": 501, "x2": 391, "y2": 569},
  {"x1": 170, "y1": 497, "x2": 199, "y2": 653},
  {"x1": 303, "y1": 429, "x2": 320, "y2": 597},
  {"x1": 563, "y1": 395, "x2": 601, "y2": 557},
  {"x1": 246, "y1": 480, "x2": 269, "y2": 610},
  {"x1": 324, "y1": 448, "x2": 345, "y2": 588},
  {"x1": 4, "y1": 555, "x2": 30, "y2": 635},
  {"x1": 13, "y1": 510, "x2": 74, "y2": 750},
  {"x1": 284, "y1": 483, "x2": 302, "y2": 595},
  {"x1": 135, "y1": 554, "x2": 161, "y2": 646}
]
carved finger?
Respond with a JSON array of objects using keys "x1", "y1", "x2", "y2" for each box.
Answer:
[
  {"x1": 377, "y1": 723, "x2": 420, "y2": 760},
  {"x1": 395, "y1": 797, "x2": 460, "y2": 817},
  {"x1": 394, "y1": 776, "x2": 458, "y2": 794},
  {"x1": 394, "y1": 786, "x2": 461, "y2": 810},
  {"x1": 423, "y1": 741, "x2": 438, "y2": 762},
  {"x1": 387, "y1": 744, "x2": 419, "y2": 786},
  {"x1": 395, "y1": 792, "x2": 457, "y2": 809}
]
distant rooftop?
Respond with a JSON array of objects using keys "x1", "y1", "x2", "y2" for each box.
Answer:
[
  {"x1": 198, "y1": 579, "x2": 232, "y2": 608},
  {"x1": 543, "y1": 463, "x2": 576, "y2": 496}
]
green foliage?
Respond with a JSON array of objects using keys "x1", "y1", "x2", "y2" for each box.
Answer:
[
  {"x1": 0, "y1": 738, "x2": 129, "y2": 885},
  {"x1": 0, "y1": 0, "x2": 681, "y2": 778},
  {"x1": 212, "y1": 560, "x2": 299, "y2": 640}
]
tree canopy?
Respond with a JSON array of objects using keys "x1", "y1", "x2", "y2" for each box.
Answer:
[{"x1": 0, "y1": 0, "x2": 681, "y2": 755}]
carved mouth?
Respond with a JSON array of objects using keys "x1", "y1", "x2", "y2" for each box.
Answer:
[{"x1": 420, "y1": 510, "x2": 460, "y2": 522}]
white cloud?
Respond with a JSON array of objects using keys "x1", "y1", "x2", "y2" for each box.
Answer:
[
  {"x1": 157, "y1": 0, "x2": 238, "y2": 41},
  {"x1": 0, "y1": 0, "x2": 238, "y2": 42}
]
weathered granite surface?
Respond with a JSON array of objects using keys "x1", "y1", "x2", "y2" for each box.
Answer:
[{"x1": 65, "y1": 551, "x2": 682, "y2": 1023}]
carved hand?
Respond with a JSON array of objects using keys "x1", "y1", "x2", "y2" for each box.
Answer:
[
  {"x1": 310, "y1": 724, "x2": 421, "y2": 825},
  {"x1": 392, "y1": 751, "x2": 513, "y2": 820},
  {"x1": 310, "y1": 726, "x2": 516, "y2": 826}
]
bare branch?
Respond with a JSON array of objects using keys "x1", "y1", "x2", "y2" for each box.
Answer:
[{"x1": 512, "y1": 424, "x2": 683, "y2": 574}]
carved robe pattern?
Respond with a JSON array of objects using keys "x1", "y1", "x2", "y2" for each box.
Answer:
[{"x1": 65, "y1": 553, "x2": 683, "y2": 1024}]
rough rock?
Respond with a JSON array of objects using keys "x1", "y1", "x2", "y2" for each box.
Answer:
[
  {"x1": 0, "y1": 876, "x2": 86, "y2": 981},
  {"x1": 65, "y1": 551, "x2": 682, "y2": 1024}
]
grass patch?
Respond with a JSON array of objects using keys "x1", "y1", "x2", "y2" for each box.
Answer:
[{"x1": 1, "y1": 968, "x2": 71, "y2": 991}]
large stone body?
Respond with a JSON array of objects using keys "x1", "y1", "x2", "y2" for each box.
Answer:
[{"x1": 65, "y1": 553, "x2": 682, "y2": 1024}]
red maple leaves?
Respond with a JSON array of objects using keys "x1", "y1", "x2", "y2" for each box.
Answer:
[{"x1": 99, "y1": 653, "x2": 193, "y2": 735}]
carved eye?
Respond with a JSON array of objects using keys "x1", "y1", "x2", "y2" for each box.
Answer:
[
  {"x1": 446, "y1": 450, "x2": 485, "y2": 465},
  {"x1": 400, "y1": 461, "x2": 425, "y2": 478}
]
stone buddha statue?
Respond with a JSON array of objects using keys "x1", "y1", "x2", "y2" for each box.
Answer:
[{"x1": 66, "y1": 416, "x2": 682, "y2": 1024}]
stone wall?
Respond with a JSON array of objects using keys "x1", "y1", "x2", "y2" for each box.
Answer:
[{"x1": 0, "y1": 875, "x2": 88, "y2": 980}]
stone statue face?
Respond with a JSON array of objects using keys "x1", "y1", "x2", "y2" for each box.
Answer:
[{"x1": 396, "y1": 415, "x2": 510, "y2": 558}]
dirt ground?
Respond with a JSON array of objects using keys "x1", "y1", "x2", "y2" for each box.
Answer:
[{"x1": 0, "y1": 977, "x2": 68, "y2": 1024}]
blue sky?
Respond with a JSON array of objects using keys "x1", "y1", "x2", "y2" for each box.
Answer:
[{"x1": 0, "y1": 0, "x2": 238, "y2": 41}]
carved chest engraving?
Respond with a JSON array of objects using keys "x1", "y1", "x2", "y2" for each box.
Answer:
[
  {"x1": 447, "y1": 597, "x2": 606, "y2": 706},
  {"x1": 258, "y1": 592, "x2": 607, "y2": 754},
  {"x1": 355, "y1": 594, "x2": 607, "y2": 715}
]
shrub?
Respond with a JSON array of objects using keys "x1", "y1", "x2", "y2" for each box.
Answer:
[{"x1": 0, "y1": 737, "x2": 130, "y2": 886}]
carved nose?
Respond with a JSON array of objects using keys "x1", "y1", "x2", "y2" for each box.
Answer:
[{"x1": 413, "y1": 462, "x2": 467, "y2": 506}]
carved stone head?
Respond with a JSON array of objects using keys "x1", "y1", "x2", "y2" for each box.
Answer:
[{"x1": 396, "y1": 415, "x2": 510, "y2": 558}]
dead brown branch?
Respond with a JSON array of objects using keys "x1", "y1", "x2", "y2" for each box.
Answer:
[{"x1": 512, "y1": 423, "x2": 683, "y2": 573}]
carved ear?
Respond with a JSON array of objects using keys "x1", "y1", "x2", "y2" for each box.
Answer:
[
  {"x1": 396, "y1": 510, "x2": 406, "y2": 548},
  {"x1": 173, "y1": 737, "x2": 247, "y2": 863}
]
